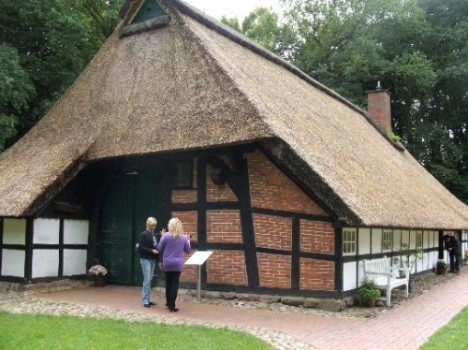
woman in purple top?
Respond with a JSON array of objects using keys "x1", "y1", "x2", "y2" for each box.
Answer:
[{"x1": 157, "y1": 217, "x2": 191, "y2": 312}]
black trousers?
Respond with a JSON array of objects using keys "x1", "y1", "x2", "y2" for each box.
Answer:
[
  {"x1": 449, "y1": 251, "x2": 461, "y2": 272},
  {"x1": 165, "y1": 271, "x2": 181, "y2": 310}
]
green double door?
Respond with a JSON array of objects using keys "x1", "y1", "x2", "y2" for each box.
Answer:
[{"x1": 98, "y1": 172, "x2": 164, "y2": 285}]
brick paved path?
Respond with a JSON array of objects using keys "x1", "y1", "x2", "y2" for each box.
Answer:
[{"x1": 32, "y1": 269, "x2": 468, "y2": 350}]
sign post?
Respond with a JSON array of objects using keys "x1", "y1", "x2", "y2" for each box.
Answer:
[{"x1": 185, "y1": 251, "x2": 213, "y2": 301}]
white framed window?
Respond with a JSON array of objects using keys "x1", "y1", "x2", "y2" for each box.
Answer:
[
  {"x1": 343, "y1": 228, "x2": 357, "y2": 255},
  {"x1": 382, "y1": 230, "x2": 393, "y2": 252}
]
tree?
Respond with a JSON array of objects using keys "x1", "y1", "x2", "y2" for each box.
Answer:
[
  {"x1": 414, "y1": 0, "x2": 468, "y2": 202},
  {"x1": 0, "y1": 44, "x2": 34, "y2": 149},
  {"x1": 0, "y1": 0, "x2": 122, "y2": 151},
  {"x1": 222, "y1": 7, "x2": 298, "y2": 59}
]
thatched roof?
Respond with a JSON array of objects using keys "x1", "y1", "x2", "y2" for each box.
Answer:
[{"x1": 0, "y1": 0, "x2": 467, "y2": 230}]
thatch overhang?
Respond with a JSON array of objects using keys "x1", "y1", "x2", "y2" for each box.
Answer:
[{"x1": 0, "y1": 0, "x2": 467, "y2": 230}]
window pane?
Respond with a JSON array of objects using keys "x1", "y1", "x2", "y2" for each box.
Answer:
[{"x1": 176, "y1": 160, "x2": 192, "y2": 188}]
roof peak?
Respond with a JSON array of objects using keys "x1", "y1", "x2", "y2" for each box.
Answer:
[{"x1": 119, "y1": 0, "x2": 170, "y2": 38}]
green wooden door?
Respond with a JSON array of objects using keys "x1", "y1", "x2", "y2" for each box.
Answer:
[
  {"x1": 98, "y1": 172, "x2": 163, "y2": 285},
  {"x1": 132, "y1": 173, "x2": 163, "y2": 285}
]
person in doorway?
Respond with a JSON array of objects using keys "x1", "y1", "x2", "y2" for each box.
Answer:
[
  {"x1": 443, "y1": 234, "x2": 461, "y2": 273},
  {"x1": 138, "y1": 217, "x2": 161, "y2": 307},
  {"x1": 156, "y1": 217, "x2": 191, "y2": 312}
]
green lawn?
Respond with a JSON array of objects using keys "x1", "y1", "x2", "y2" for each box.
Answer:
[
  {"x1": 0, "y1": 311, "x2": 274, "y2": 350},
  {"x1": 420, "y1": 307, "x2": 468, "y2": 350}
]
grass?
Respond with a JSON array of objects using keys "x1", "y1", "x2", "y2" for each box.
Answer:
[
  {"x1": 420, "y1": 307, "x2": 468, "y2": 350},
  {"x1": 0, "y1": 311, "x2": 274, "y2": 350}
]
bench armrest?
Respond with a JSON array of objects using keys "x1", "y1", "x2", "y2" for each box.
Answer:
[
  {"x1": 390, "y1": 266, "x2": 411, "y2": 273},
  {"x1": 365, "y1": 271, "x2": 392, "y2": 277}
]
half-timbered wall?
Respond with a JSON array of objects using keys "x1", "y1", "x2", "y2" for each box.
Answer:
[
  {"x1": 248, "y1": 151, "x2": 334, "y2": 292},
  {"x1": 342, "y1": 228, "x2": 442, "y2": 291},
  {"x1": 0, "y1": 218, "x2": 88, "y2": 282},
  {"x1": 168, "y1": 149, "x2": 335, "y2": 295}
]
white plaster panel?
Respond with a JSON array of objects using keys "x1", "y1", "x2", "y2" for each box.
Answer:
[
  {"x1": 409, "y1": 231, "x2": 418, "y2": 249},
  {"x1": 430, "y1": 251, "x2": 439, "y2": 270},
  {"x1": 432, "y1": 231, "x2": 438, "y2": 248},
  {"x1": 371, "y1": 229, "x2": 382, "y2": 254},
  {"x1": 32, "y1": 249, "x2": 59, "y2": 278},
  {"x1": 342, "y1": 261, "x2": 357, "y2": 291},
  {"x1": 393, "y1": 230, "x2": 402, "y2": 251},
  {"x1": 1, "y1": 249, "x2": 25, "y2": 277},
  {"x1": 415, "y1": 255, "x2": 423, "y2": 273},
  {"x1": 357, "y1": 260, "x2": 365, "y2": 286},
  {"x1": 425, "y1": 252, "x2": 431, "y2": 270},
  {"x1": 64, "y1": 220, "x2": 89, "y2": 245},
  {"x1": 63, "y1": 250, "x2": 87, "y2": 276},
  {"x1": 422, "y1": 252, "x2": 434, "y2": 271},
  {"x1": 401, "y1": 230, "x2": 410, "y2": 247},
  {"x1": 430, "y1": 231, "x2": 437, "y2": 247},
  {"x1": 3, "y1": 219, "x2": 26, "y2": 245},
  {"x1": 461, "y1": 231, "x2": 467, "y2": 255},
  {"x1": 33, "y1": 219, "x2": 60, "y2": 244},
  {"x1": 358, "y1": 228, "x2": 371, "y2": 255},
  {"x1": 423, "y1": 231, "x2": 430, "y2": 249}
]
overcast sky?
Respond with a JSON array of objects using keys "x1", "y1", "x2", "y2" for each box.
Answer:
[{"x1": 184, "y1": 0, "x2": 283, "y2": 20}]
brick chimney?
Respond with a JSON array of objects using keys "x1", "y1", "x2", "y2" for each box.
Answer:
[{"x1": 367, "y1": 82, "x2": 392, "y2": 132}]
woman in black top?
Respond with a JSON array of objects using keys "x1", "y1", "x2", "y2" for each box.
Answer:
[{"x1": 138, "y1": 217, "x2": 161, "y2": 307}]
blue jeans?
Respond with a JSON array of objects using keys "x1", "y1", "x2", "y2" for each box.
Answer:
[{"x1": 140, "y1": 258, "x2": 156, "y2": 305}]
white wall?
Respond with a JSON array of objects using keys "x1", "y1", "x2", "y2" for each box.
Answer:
[
  {"x1": 393, "y1": 230, "x2": 401, "y2": 251},
  {"x1": 3, "y1": 219, "x2": 26, "y2": 244},
  {"x1": 33, "y1": 219, "x2": 60, "y2": 244},
  {"x1": 63, "y1": 249, "x2": 87, "y2": 276},
  {"x1": 342, "y1": 261, "x2": 357, "y2": 291},
  {"x1": 462, "y1": 231, "x2": 467, "y2": 261},
  {"x1": 0, "y1": 218, "x2": 90, "y2": 280},
  {"x1": 344, "y1": 228, "x2": 446, "y2": 291},
  {"x1": 64, "y1": 220, "x2": 89, "y2": 245},
  {"x1": 32, "y1": 250, "x2": 59, "y2": 278},
  {"x1": 358, "y1": 228, "x2": 371, "y2": 255},
  {"x1": 1, "y1": 249, "x2": 25, "y2": 277},
  {"x1": 371, "y1": 229, "x2": 382, "y2": 254}
]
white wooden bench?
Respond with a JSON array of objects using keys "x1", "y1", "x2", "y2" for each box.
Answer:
[{"x1": 362, "y1": 256, "x2": 411, "y2": 306}]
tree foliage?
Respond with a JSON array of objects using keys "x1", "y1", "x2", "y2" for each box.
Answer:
[
  {"x1": 221, "y1": 7, "x2": 297, "y2": 58},
  {"x1": 0, "y1": 0, "x2": 122, "y2": 150}
]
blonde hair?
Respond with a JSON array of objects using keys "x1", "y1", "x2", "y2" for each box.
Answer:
[
  {"x1": 168, "y1": 217, "x2": 183, "y2": 238},
  {"x1": 146, "y1": 217, "x2": 157, "y2": 228}
]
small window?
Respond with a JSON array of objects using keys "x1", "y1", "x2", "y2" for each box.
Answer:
[
  {"x1": 175, "y1": 160, "x2": 192, "y2": 189},
  {"x1": 382, "y1": 230, "x2": 393, "y2": 252},
  {"x1": 343, "y1": 228, "x2": 357, "y2": 255}
]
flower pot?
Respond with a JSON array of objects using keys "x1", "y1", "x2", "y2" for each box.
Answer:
[
  {"x1": 436, "y1": 266, "x2": 447, "y2": 275},
  {"x1": 93, "y1": 274, "x2": 106, "y2": 287}
]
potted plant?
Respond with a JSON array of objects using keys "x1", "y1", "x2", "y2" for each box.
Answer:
[
  {"x1": 358, "y1": 279, "x2": 381, "y2": 307},
  {"x1": 88, "y1": 264, "x2": 108, "y2": 287},
  {"x1": 436, "y1": 260, "x2": 447, "y2": 275}
]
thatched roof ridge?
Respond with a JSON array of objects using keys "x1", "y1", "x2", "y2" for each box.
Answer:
[{"x1": 0, "y1": 0, "x2": 466, "y2": 229}]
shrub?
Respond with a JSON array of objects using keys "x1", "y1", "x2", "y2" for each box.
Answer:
[{"x1": 358, "y1": 279, "x2": 381, "y2": 303}]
